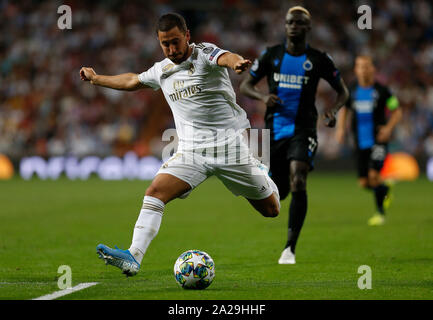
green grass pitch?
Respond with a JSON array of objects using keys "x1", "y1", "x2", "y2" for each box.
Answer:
[{"x1": 0, "y1": 172, "x2": 432, "y2": 300}]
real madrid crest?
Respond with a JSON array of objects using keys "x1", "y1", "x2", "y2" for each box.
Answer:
[
  {"x1": 203, "y1": 46, "x2": 214, "y2": 54},
  {"x1": 303, "y1": 59, "x2": 313, "y2": 71}
]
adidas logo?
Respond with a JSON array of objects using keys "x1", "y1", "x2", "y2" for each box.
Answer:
[{"x1": 259, "y1": 185, "x2": 267, "y2": 192}]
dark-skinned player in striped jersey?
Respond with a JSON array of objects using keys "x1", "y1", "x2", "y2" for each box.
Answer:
[
  {"x1": 335, "y1": 55, "x2": 402, "y2": 226},
  {"x1": 240, "y1": 6, "x2": 349, "y2": 264}
]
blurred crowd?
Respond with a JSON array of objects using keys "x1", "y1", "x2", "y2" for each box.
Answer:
[{"x1": 1, "y1": 0, "x2": 433, "y2": 161}]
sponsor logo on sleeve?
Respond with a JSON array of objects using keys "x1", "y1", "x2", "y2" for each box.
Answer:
[{"x1": 209, "y1": 48, "x2": 221, "y2": 61}]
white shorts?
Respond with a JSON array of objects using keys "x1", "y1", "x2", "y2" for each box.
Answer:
[{"x1": 157, "y1": 139, "x2": 274, "y2": 200}]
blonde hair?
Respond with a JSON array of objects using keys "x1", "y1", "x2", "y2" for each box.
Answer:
[{"x1": 288, "y1": 6, "x2": 311, "y2": 18}]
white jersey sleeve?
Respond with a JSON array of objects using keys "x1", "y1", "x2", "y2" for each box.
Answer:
[
  {"x1": 138, "y1": 63, "x2": 161, "y2": 90},
  {"x1": 196, "y1": 42, "x2": 229, "y2": 66}
]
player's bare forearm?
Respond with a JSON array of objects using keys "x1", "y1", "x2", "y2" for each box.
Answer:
[
  {"x1": 385, "y1": 107, "x2": 402, "y2": 131},
  {"x1": 377, "y1": 107, "x2": 402, "y2": 143},
  {"x1": 335, "y1": 106, "x2": 347, "y2": 144},
  {"x1": 217, "y1": 52, "x2": 252, "y2": 74},
  {"x1": 92, "y1": 73, "x2": 138, "y2": 91},
  {"x1": 336, "y1": 107, "x2": 347, "y2": 132},
  {"x1": 240, "y1": 74, "x2": 283, "y2": 108},
  {"x1": 324, "y1": 78, "x2": 349, "y2": 127},
  {"x1": 80, "y1": 67, "x2": 147, "y2": 91},
  {"x1": 376, "y1": 107, "x2": 402, "y2": 142},
  {"x1": 331, "y1": 79, "x2": 350, "y2": 114},
  {"x1": 240, "y1": 75, "x2": 266, "y2": 102}
]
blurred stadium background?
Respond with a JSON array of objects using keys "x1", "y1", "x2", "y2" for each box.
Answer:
[{"x1": 0, "y1": 0, "x2": 432, "y2": 179}]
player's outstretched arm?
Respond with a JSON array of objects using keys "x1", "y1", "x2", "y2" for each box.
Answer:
[
  {"x1": 217, "y1": 52, "x2": 252, "y2": 74},
  {"x1": 79, "y1": 67, "x2": 149, "y2": 91},
  {"x1": 323, "y1": 78, "x2": 350, "y2": 128}
]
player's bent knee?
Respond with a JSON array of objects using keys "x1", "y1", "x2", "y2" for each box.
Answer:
[
  {"x1": 145, "y1": 185, "x2": 159, "y2": 197},
  {"x1": 145, "y1": 185, "x2": 167, "y2": 202},
  {"x1": 291, "y1": 175, "x2": 306, "y2": 191},
  {"x1": 248, "y1": 196, "x2": 279, "y2": 218},
  {"x1": 267, "y1": 207, "x2": 279, "y2": 218},
  {"x1": 262, "y1": 201, "x2": 279, "y2": 218}
]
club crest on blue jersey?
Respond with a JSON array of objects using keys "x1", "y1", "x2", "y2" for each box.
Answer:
[{"x1": 303, "y1": 59, "x2": 313, "y2": 71}]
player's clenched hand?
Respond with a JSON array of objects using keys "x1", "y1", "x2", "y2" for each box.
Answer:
[
  {"x1": 233, "y1": 59, "x2": 252, "y2": 74},
  {"x1": 80, "y1": 67, "x2": 96, "y2": 82},
  {"x1": 324, "y1": 109, "x2": 337, "y2": 128},
  {"x1": 262, "y1": 94, "x2": 283, "y2": 108}
]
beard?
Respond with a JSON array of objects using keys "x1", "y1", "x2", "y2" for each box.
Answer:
[
  {"x1": 168, "y1": 51, "x2": 184, "y2": 64},
  {"x1": 168, "y1": 45, "x2": 190, "y2": 64}
]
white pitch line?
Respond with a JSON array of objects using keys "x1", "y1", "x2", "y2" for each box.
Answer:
[{"x1": 32, "y1": 282, "x2": 99, "y2": 300}]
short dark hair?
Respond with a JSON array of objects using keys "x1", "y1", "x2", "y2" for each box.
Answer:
[
  {"x1": 355, "y1": 54, "x2": 375, "y2": 66},
  {"x1": 156, "y1": 13, "x2": 187, "y2": 34}
]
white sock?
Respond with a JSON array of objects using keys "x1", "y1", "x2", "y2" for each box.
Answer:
[{"x1": 129, "y1": 196, "x2": 164, "y2": 264}]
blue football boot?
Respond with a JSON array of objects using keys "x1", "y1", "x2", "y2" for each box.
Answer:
[{"x1": 96, "y1": 244, "x2": 140, "y2": 277}]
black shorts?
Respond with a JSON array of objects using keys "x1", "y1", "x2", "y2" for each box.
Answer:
[
  {"x1": 269, "y1": 129, "x2": 318, "y2": 173},
  {"x1": 356, "y1": 144, "x2": 388, "y2": 178},
  {"x1": 268, "y1": 130, "x2": 318, "y2": 200}
]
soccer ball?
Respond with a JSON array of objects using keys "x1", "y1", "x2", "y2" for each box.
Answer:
[{"x1": 174, "y1": 249, "x2": 215, "y2": 289}]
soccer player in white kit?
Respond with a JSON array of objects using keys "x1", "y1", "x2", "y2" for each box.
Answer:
[{"x1": 80, "y1": 13, "x2": 280, "y2": 276}]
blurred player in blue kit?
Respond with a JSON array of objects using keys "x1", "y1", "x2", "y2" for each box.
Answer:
[
  {"x1": 241, "y1": 6, "x2": 349, "y2": 264},
  {"x1": 336, "y1": 55, "x2": 402, "y2": 226}
]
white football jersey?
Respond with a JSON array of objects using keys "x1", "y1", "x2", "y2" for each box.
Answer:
[{"x1": 138, "y1": 42, "x2": 251, "y2": 151}]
